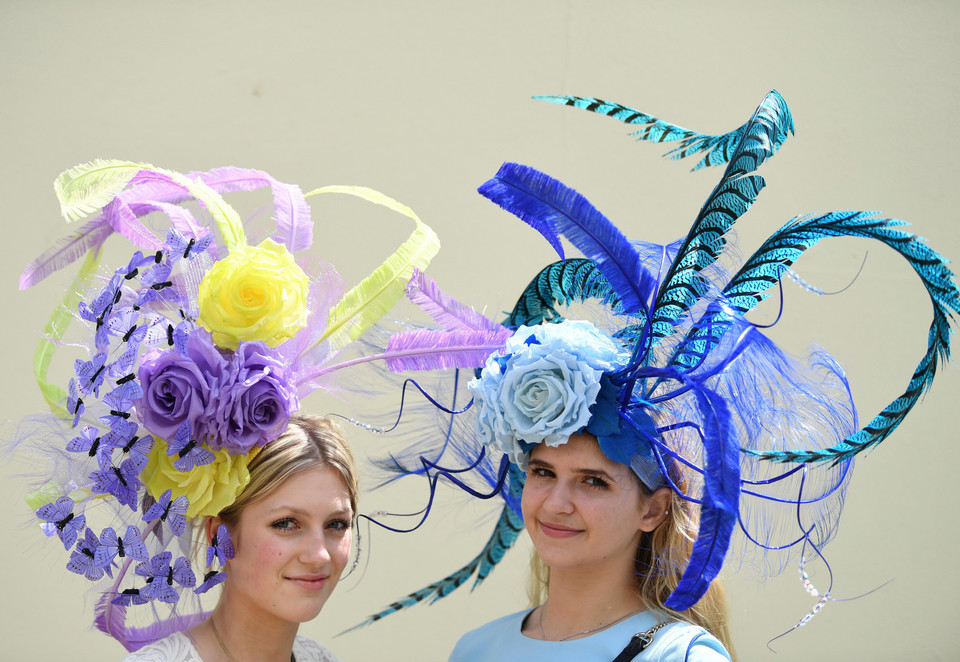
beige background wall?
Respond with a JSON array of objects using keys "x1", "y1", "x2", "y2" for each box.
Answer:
[{"x1": 2, "y1": 2, "x2": 958, "y2": 660}]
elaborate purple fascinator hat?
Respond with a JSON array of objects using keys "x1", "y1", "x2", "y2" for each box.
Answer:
[
  {"x1": 343, "y1": 91, "x2": 959, "y2": 632},
  {"x1": 17, "y1": 161, "x2": 438, "y2": 651}
]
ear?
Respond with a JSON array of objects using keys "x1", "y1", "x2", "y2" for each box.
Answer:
[
  {"x1": 204, "y1": 516, "x2": 222, "y2": 546},
  {"x1": 637, "y1": 487, "x2": 672, "y2": 533}
]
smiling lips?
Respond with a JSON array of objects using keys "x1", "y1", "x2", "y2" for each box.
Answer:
[
  {"x1": 286, "y1": 574, "x2": 330, "y2": 591},
  {"x1": 539, "y1": 520, "x2": 583, "y2": 539}
]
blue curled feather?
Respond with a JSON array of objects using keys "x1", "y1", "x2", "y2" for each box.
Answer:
[{"x1": 665, "y1": 384, "x2": 741, "y2": 611}]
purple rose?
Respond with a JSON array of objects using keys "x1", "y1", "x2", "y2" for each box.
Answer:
[
  {"x1": 207, "y1": 341, "x2": 299, "y2": 453},
  {"x1": 136, "y1": 331, "x2": 227, "y2": 441}
]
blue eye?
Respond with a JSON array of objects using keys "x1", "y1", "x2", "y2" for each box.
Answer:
[
  {"x1": 327, "y1": 518, "x2": 351, "y2": 532},
  {"x1": 271, "y1": 517, "x2": 297, "y2": 531}
]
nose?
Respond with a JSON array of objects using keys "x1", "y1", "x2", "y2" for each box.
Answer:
[
  {"x1": 299, "y1": 530, "x2": 333, "y2": 566},
  {"x1": 542, "y1": 480, "x2": 574, "y2": 514}
]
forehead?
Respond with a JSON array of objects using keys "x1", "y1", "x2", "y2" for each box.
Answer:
[
  {"x1": 529, "y1": 433, "x2": 632, "y2": 478},
  {"x1": 245, "y1": 466, "x2": 353, "y2": 516}
]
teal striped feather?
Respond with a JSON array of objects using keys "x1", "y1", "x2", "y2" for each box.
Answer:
[
  {"x1": 534, "y1": 90, "x2": 793, "y2": 171},
  {"x1": 667, "y1": 211, "x2": 958, "y2": 463}
]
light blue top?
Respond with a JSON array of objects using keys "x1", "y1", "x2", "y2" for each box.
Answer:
[{"x1": 449, "y1": 608, "x2": 731, "y2": 662}]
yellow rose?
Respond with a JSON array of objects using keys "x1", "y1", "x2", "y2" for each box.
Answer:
[
  {"x1": 197, "y1": 239, "x2": 309, "y2": 350},
  {"x1": 141, "y1": 439, "x2": 260, "y2": 518}
]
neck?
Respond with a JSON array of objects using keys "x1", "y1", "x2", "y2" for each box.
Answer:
[
  {"x1": 190, "y1": 597, "x2": 299, "y2": 662},
  {"x1": 539, "y1": 563, "x2": 646, "y2": 639}
]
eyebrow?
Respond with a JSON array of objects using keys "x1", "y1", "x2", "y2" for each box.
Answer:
[
  {"x1": 528, "y1": 459, "x2": 615, "y2": 481},
  {"x1": 266, "y1": 505, "x2": 353, "y2": 518}
]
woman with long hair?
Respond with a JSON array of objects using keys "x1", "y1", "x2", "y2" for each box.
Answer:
[
  {"x1": 124, "y1": 414, "x2": 357, "y2": 661},
  {"x1": 448, "y1": 322, "x2": 735, "y2": 660},
  {"x1": 18, "y1": 161, "x2": 439, "y2": 659},
  {"x1": 352, "y1": 89, "x2": 957, "y2": 659}
]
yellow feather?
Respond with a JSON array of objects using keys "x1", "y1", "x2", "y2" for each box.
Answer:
[
  {"x1": 54, "y1": 159, "x2": 247, "y2": 250},
  {"x1": 33, "y1": 250, "x2": 101, "y2": 416},
  {"x1": 303, "y1": 186, "x2": 440, "y2": 352},
  {"x1": 54, "y1": 159, "x2": 153, "y2": 222},
  {"x1": 162, "y1": 170, "x2": 247, "y2": 251}
]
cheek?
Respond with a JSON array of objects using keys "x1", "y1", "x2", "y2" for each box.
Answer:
[
  {"x1": 520, "y1": 485, "x2": 541, "y2": 531},
  {"x1": 335, "y1": 532, "x2": 352, "y2": 559}
]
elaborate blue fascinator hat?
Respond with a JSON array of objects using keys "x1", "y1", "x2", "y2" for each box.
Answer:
[
  {"x1": 16, "y1": 162, "x2": 438, "y2": 651},
  {"x1": 345, "y1": 90, "x2": 960, "y2": 629}
]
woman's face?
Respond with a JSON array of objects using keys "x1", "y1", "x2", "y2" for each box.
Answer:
[
  {"x1": 521, "y1": 433, "x2": 664, "y2": 578},
  {"x1": 221, "y1": 465, "x2": 353, "y2": 626}
]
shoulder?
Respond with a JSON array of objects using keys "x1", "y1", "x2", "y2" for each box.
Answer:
[
  {"x1": 449, "y1": 609, "x2": 530, "y2": 661},
  {"x1": 120, "y1": 632, "x2": 199, "y2": 662},
  {"x1": 643, "y1": 621, "x2": 731, "y2": 662},
  {"x1": 294, "y1": 634, "x2": 343, "y2": 662}
]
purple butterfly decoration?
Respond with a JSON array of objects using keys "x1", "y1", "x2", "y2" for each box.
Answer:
[
  {"x1": 66, "y1": 378, "x2": 85, "y2": 427},
  {"x1": 116, "y1": 250, "x2": 162, "y2": 281},
  {"x1": 94, "y1": 525, "x2": 149, "y2": 568},
  {"x1": 142, "y1": 489, "x2": 189, "y2": 537},
  {"x1": 100, "y1": 384, "x2": 139, "y2": 418},
  {"x1": 104, "y1": 306, "x2": 141, "y2": 341},
  {"x1": 101, "y1": 420, "x2": 152, "y2": 470},
  {"x1": 136, "y1": 552, "x2": 196, "y2": 603},
  {"x1": 106, "y1": 378, "x2": 144, "y2": 409},
  {"x1": 37, "y1": 496, "x2": 86, "y2": 550},
  {"x1": 98, "y1": 408, "x2": 133, "y2": 432},
  {"x1": 167, "y1": 421, "x2": 215, "y2": 472},
  {"x1": 106, "y1": 345, "x2": 144, "y2": 405},
  {"x1": 78, "y1": 275, "x2": 123, "y2": 349},
  {"x1": 143, "y1": 320, "x2": 191, "y2": 357},
  {"x1": 136, "y1": 263, "x2": 180, "y2": 307},
  {"x1": 90, "y1": 458, "x2": 141, "y2": 510},
  {"x1": 110, "y1": 588, "x2": 151, "y2": 606},
  {"x1": 206, "y1": 524, "x2": 235, "y2": 568},
  {"x1": 75, "y1": 352, "x2": 108, "y2": 397},
  {"x1": 194, "y1": 570, "x2": 227, "y2": 594},
  {"x1": 165, "y1": 229, "x2": 213, "y2": 265},
  {"x1": 65, "y1": 426, "x2": 112, "y2": 466},
  {"x1": 100, "y1": 418, "x2": 137, "y2": 447},
  {"x1": 67, "y1": 527, "x2": 111, "y2": 581}
]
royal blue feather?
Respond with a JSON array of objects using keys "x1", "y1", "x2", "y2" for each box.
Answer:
[
  {"x1": 665, "y1": 386, "x2": 741, "y2": 610},
  {"x1": 479, "y1": 163, "x2": 658, "y2": 317}
]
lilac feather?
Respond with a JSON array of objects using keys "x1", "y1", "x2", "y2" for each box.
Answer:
[
  {"x1": 406, "y1": 269, "x2": 504, "y2": 332},
  {"x1": 479, "y1": 163, "x2": 657, "y2": 316},
  {"x1": 665, "y1": 385, "x2": 741, "y2": 611},
  {"x1": 102, "y1": 198, "x2": 163, "y2": 251},
  {"x1": 94, "y1": 592, "x2": 208, "y2": 652},
  {"x1": 199, "y1": 167, "x2": 313, "y2": 252},
  {"x1": 129, "y1": 201, "x2": 206, "y2": 240},
  {"x1": 20, "y1": 217, "x2": 113, "y2": 289},
  {"x1": 384, "y1": 328, "x2": 511, "y2": 372}
]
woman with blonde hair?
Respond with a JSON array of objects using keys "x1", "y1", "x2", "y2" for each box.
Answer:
[
  {"x1": 18, "y1": 161, "x2": 438, "y2": 659},
  {"x1": 354, "y1": 89, "x2": 957, "y2": 659},
  {"x1": 125, "y1": 414, "x2": 357, "y2": 661},
  {"x1": 449, "y1": 322, "x2": 735, "y2": 660}
]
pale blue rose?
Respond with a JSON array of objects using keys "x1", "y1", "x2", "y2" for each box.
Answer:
[{"x1": 469, "y1": 320, "x2": 630, "y2": 466}]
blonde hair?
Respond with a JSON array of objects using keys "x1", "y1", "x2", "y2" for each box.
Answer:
[
  {"x1": 526, "y1": 447, "x2": 736, "y2": 658},
  {"x1": 217, "y1": 414, "x2": 358, "y2": 530}
]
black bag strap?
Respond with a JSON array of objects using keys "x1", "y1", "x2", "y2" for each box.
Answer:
[{"x1": 612, "y1": 621, "x2": 669, "y2": 662}]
